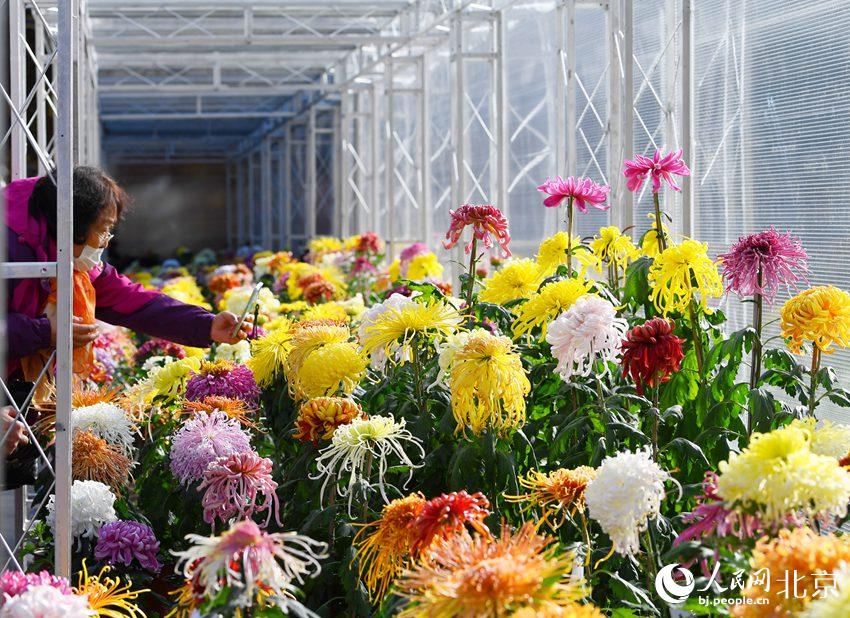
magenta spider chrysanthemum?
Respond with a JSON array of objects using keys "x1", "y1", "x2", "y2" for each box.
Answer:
[
  {"x1": 536, "y1": 176, "x2": 610, "y2": 213},
  {"x1": 169, "y1": 411, "x2": 253, "y2": 485},
  {"x1": 718, "y1": 229, "x2": 808, "y2": 304},
  {"x1": 443, "y1": 204, "x2": 512, "y2": 258},
  {"x1": 185, "y1": 360, "x2": 260, "y2": 405},
  {"x1": 199, "y1": 451, "x2": 281, "y2": 527},
  {"x1": 94, "y1": 520, "x2": 162, "y2": 572},
  {"x1": 623, "y1": 149, "x2": 691, "y2": 193}
]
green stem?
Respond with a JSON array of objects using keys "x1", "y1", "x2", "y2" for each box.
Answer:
[
  {"x1": 596, "y1": 378, "x2": 607, "y2": 416},
  {"x1": 809, "y1": 346, "x2": 821, "y2": 418},
  {"x1": 465, "y1": 236, "x2": 478, "y2": 316},
  {"x1": 652, "y1": 192, "x2": 667, "y2": 254},
  {"x1": 411, "y1": 339, "x2": 428, "y2": 418},
  {"x1": 642, "y1": 528, "x2": 660, "y2": 602},
  {"x1": 566, "y1": 196, "x2": 575, "y2": 278},
  {"x1": 748, "y1": 269, "x2": 764, "y2": 437},
  {"x1": 360, "y1": 451, "x2": 374, "y2": 521},
  {"x1": 688, "y1": 299, "x2": 705, "y2": 381},
  {"x1": 580, "y1": 511, "x2": 593, "y2": 578},
  {"x1": 651, "y1": 388, "x2": 660, "y2": 462}
]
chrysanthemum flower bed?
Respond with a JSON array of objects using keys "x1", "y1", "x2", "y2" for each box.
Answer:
[{"x1": 8, "y1": 151, "x2": 850, "y2": 618}]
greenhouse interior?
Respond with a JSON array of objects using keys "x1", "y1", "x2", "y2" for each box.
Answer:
[{"x1": 2, "y1": 0, "x2": 850, "y2": 616}]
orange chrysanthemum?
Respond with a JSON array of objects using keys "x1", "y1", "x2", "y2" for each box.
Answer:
[
  {"x1": 397, "y1": 522, "x2": 590, "y2": 617},
  {"x1": 72, "y1": 430, "x2": 133, "y2": 491},
  {"x1": 75, "y1": 560, "x2": 148, "y2": 618},
  {"x1": 506, "y1": 466, "x2": 597, "y2": 526},
  {"x1": 73, "y1": 384, "x2": 123, "y2": 407},
  {"x1": 181, "y1": 396, "x2": 258, "y2": 428},
  {"x1": 353, "y1": 492, "x2": 427, "y2": 600},
  {"x1": 410, "y1": 491, "x2": 491, "y2": 554},
  {"x1": 732, "y1": 527, "x2": 850, "y2": 617},
  {"x1": 293, "y1": 397, "x2": 364, "y2": 443}
]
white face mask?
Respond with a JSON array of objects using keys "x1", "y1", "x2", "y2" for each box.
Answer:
[{"x1": 74, "y1": 244, "x2": 105, "y2": 272}]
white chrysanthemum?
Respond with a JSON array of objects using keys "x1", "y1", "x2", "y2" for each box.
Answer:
[
  {"x1": 357, "y1": 293, "x2": 416, "y2": 370},
  {"x1": 215, "y1": 339, "x2": 252, "y2": 363},
  {"x1": 312, "y1": 415, "x2": 424, "y2": 515},
  {"x1": 47, "y1": 480, "x2": 117, "y2": 546},
  {"x1": 71, "y1": 403, "x2": 134, "y2": 452},
  {"x1": 338, "y1": 293, "x2": 366, "y2": 318},
  {"x1": 173, "y1": 520, "x2": 327, "y2": 608},
  {"x1": 809, "y1": 419, "x2": 850, "y2": 459},
  {"x1": 585, "y1": 448, "x2": 669, "y2": 556},
  {"x1": 0, "y1": 585, "x2": 92, "y2": 618},
  {"x1": 140, "y1": 355, "x2": 172, "y2": 374},
  {"x1": 801, "y1": 563, "x2": 850, "y2": 618},
  {"x1": 545, "y1": 295, "x2": 628, "y2": 382},
  {"x1": 224, "y1": 285, "x2": 281, "y2": 317}
]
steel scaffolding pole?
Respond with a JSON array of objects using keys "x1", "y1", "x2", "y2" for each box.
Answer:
[
  {"x1": 8, "y1": 0, "x2": 25, "y2": 178},
  {"x1": 236, "y1": 156, "x2": 246, "y2": 246},
  {"x1": 419, "y1": 53, "x2": 433, "y2": 247},
  {"x1": 681, "y1": 0, "x2": 694, "y2": 237},
  {"x1": 306, "y1": 106, "x2": 317, "y2": 240},
  {"x1": 284, "y1": 125, "x2": 293, "y2": 247},
  {"x1": 261, "y1": 138, "x2": 273, "y2": 249},
  {"x1": 226, "y1": 163, "x2": 234, "y2": 249}
]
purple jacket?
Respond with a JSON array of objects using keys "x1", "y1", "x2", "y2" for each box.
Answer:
[{"x1": 4, "y1": 177, "x2": 214, "y2": 377}]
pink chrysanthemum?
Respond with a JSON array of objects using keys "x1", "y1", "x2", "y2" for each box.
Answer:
[
  {"x1": 537, "y1": 176, "x2": 610, "y2": 213},
  {"x1": 0, "y1": 571, "x2": 73, "y2": 604},
  {"x1": 718, "y1": 228, "x2": 809, "y2": 303},
  {"x1": 198, "y1": 451, "x2": 281, "y2": 527},
  {"x1": 352, "y1": 256, "x2": 377, "y2": 275},
  {"x1": 94, "y1": 520, "x2": 162, "y2": 572},
  {"x1": 443, "y1": 204, "x2": 512, "y2": 258},
  {"x1": 399, "y1": 242, "x2": 428, "y2": 266},
  {"x1": 623, "y1": 148, "x2": 691, "y2": 193},
  {"x1": 169, "y1": 411, "x2": 253, "y2": 485},
  {"x1": 185, "y1": 360, "x2": 260, "y2": 405},
  {"x1": 134, "y1": 337, "x2": 186, "y2": 365}
]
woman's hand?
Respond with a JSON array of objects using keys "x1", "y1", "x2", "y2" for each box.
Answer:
[
  {"x1": 50, "y1": 316, "x2": 100, "y2": 348},
  {"x1": 210, "y1": 311, "x2": 254, "y2": 344},
  {"x1": 2, "y1": 406, "x2": 29, "y2": 456}
]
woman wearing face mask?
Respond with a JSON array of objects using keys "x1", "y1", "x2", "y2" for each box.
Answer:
[{"x1": 4, "y1": 167, "x2": 252, "y2": 395}]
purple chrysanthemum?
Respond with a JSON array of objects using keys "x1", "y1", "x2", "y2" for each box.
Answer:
[
  {"x1": 0, "y1": 570, "x2": 73, "y2": 604},
  {"x1": 198, "y1": 451, "x2": 281, "y2": 527},
  {"x1": 399, "y1": 242, "x2": 428, "y2": 266},
  {"x1": 169, "y1": 411, "x2": 253, "y2": 485},
  {"x1": 184, "y1": 360, "x2": 260, "y2": 405},
  {"x1": 718, "y1": 228, "x2": 809, "y2": 303},
  {"x1": 94, "y1": 520, "x2": 162, "y2": 572},
  {"x1": 134, "y1": 338, "x2": 187, "y2": 365}
]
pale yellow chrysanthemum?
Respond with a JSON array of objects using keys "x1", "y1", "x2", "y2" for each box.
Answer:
[
  {"x1": 790, "y1": 417, "x2": 850, "y2": 459},
  {"x1": 266, "y1": 314, "x2": 302, "y2": 330},
  {"x1": 248, "y1": 319, "x2": 294, "y2": 387},
  {"x1": 302, "y1": 302, "x2": 351, "y2": 324},
  {"x1": 716, "y1": 423, "x2": 850, "y2": 524},
  {"x1": 590, "y1": 226, "x2": 640, "y2": 272},
  {"x1": 151, "y1": 356, "x2": 202, "y2": 402},
  {"x1": 800, "y1": 564, "x2": 850, "y2": 618},
  {"x1": 396, "y1": 522, "x2": 589, "y2": 618},
  {"x1": 536, "y1": 232, "x2": 583, "y2": 275},
  {"x1": 406, "y1": 252, "x2": 444, "y2": 281},
  {"x1": 388, "y1": 259, "x2": 402, "y2": 282},
  {"x1": 360, "y1": 300, "x2": 462, "y2": 365},
  {"x1": 512, "y1": 278, "x2": 593, "y2": 337},
  {"x1": 309, "y1": 236, "x2": 344, "y2": 257},
  {"x1": 781, "y1": 286, "x2": 850, "y2": 354},
  {"x1": 449, "y1": 331, "x2": 530, "y2": 435},
  {"x1": 161, "y1": 276, "x2": 212, "y2": 310},
  {"x1": 479, "y1": 258, "x2": 544, "y2": 305},
  {"x1": 220, "y1": 285, "x2": 281, "y2": 317},
  {"x1": 648, "y1": 239, "x2": 723, "y2": 315}
]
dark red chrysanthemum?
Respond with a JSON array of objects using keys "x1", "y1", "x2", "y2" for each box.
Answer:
[
  {"x1": 356, "y1": 231, "x2": 382, "y2": 254},
  {"x1": 620, "y1": 317, "x2": 685, "y2": 396},
  {"x1": 409, "y1": 490, "x2": 491, "y2": 554}
]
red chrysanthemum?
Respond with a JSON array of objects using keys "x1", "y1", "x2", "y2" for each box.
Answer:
[
  {"x1": 443, "y1": 204, "x2": 511, "y2": 258},
  {"x1": 409, "y1": 490, "x2": 491, "y2": 554},
  {"x1": 620, "y1": 317, "x2": 685, "y2": 396}
]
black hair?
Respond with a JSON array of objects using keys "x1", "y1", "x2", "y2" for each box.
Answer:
[{"x1": 28, "y1": 166, "x2": 131, "y2": 245}]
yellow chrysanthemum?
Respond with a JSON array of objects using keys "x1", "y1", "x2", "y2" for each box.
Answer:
[
  {"x1": 302, "y1": 302, "x2": 351, "y2": 324},
  {"x1": 361, "y1": 301, "x2": 462, "y2": 364},
  {"x1": 536, "y1": 232, "x2": 583, "y2": 275},
  {"x1": 309, "y1": 236, "x2": 344, "y2": 256},
  {"x1": 152, "y1": 356, "x2": 201, "y2": 401},
  {"x1": 353, "y1": 492, "x2": 427, "y2": 600},
  {"x1": 75, "y1": 561, "x2": 148, "y2": 618},
  {"x1": 282, "y1": 263, "x2": 318, "y2": 300},
  {"x1": 590, "y1": 226, "x2": 640, "y2": 273},
  {"x1": 641, "y1": 213, "x2": 671, "y2": 258},
  {"x1": 780, "y1": 286, "x2": 850, "y2": 354},
  {"x1": 285, "y1": 320, "x2": 351, "y2": 380},
  {"x1": 479, "y1": 259, "x2": 545, "y2": 305},
  {"x1": 388, "y1": 258, "x2": 402, "y2": 282},
  {"x1": 512, "y1": 278, "x2": 593, "y2": 337},
  {"x1": 293, "y1": 397, "x2": 364, "y2": 443},
  {"x1": 397, "y1": 522, "x2": 588, "y2": 618},
  {"x1": 511, "y1": 603, "x2": 605, "y2": 618},
  {"x1": 295, "y1": 341, "x2": 368, "y2": 398},
  {"x1": 406, "y1": 252, "x2": 444, "y2": 281},
  {"x1": 716, "y1": 423, "x2": 850, "y2": 523},
  {"x1": 161, "y1": 276, "x2": 211, "y2": 310},
  {"x1": 220, "y1": 285, "x2": 281, "y2": 317},
  {"x1": 790, "y1": 417, "x2": 850, "y2": 459},
  {"x1": 732, "y1": 527, "x2": 850, "y2": 618},
  {"x1": 266, "y1": 314, "x2": 301, "y2": 330},
  {"x1": 647, "y1": 239, "x2": 722, "y2": 315},
  {"x1": 248, "y1": 320, "x2": 294, "y2": 387},
  {"x1": 449, "y1": 331, "x2": 530, "y2": 435},
  {"x1": 505, "y1": 466, "x2": 597, "y2": 526}
]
